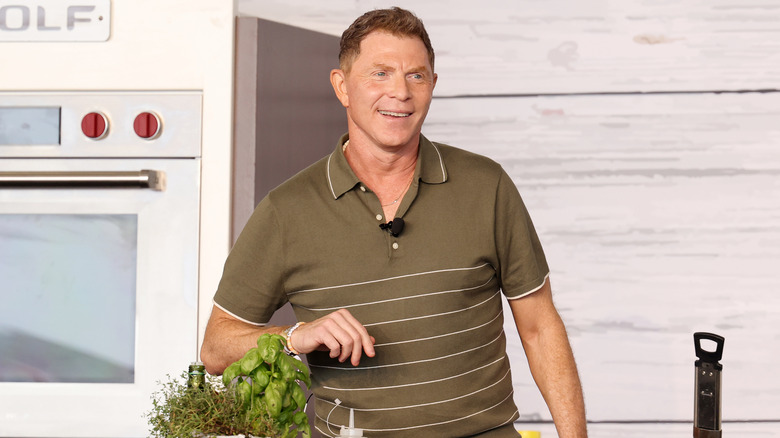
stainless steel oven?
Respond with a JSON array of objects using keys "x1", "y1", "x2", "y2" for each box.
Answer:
[{"x1": 0, "y1": 91, "x2": 201, "y2": 436}]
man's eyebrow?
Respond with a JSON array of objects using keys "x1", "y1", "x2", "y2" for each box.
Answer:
[
  {"x1": 370, "y1": 62, "x2": 396, "y2": 71},
  {"x1": 407, "y1": 66, "x2": 432, "y2": 74},
  {"x1": 370, "y1": 63, "x2": 431, "y2": 74}
]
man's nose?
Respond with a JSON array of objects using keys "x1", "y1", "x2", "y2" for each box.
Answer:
[{"x1": 388, "y1": 75, "x2": 412, "y2": 100}]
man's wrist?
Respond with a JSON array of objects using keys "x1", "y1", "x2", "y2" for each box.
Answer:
[{"x1": 282, "y1": 322, "x2": 305, "y2": 355}]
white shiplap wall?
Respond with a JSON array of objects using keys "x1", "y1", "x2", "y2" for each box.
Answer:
[{"x1": 238, "y1": 1, "x2": 780, "y2": 436}]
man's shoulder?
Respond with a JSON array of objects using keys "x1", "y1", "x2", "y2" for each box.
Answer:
[
  {"x1": 427, "y1": 140, "x2": 504, "y2": 175},
  {"x1": 432, "y1": 141, "x2": 495, "y2": 160}
]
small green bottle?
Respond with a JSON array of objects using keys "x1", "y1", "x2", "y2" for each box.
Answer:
[{"x1": 187, "y1": 361, "x2": 206, "y2": 390}]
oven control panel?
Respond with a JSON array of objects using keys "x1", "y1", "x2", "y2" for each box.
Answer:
[{"x1": 0, "y1": 91, "x2": 201, "y2": 158}]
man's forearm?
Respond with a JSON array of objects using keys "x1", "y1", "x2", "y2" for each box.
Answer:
[
  {"x1": 200, "y1": 306, "x2": 287, "y2": 375},
  {"x1": 522, "y1": 318, "x2": 587, "y2": 438}
]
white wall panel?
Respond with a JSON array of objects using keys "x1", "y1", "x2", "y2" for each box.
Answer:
[
  {"x1": 239, "y1": 0, "x2": 780, "y2": 95},
  {"x1": 423, "y1": 92, "x2": 780, "y2": 422}
]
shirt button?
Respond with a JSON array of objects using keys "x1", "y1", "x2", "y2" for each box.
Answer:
[
  {"x1": 392, "y1": 242, "x2": 399, "y2": 250},
  {"x1": 360, "y1": 186, "x2": 366, "y2": 192},
  {"x1": 376, "y1": 214, "x2": 383, "y2": 221}
]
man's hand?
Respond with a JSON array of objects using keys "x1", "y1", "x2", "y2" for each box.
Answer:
[
  {"x1": 288, "y1": 308, "x2": 375, "y2": 366},
  {"x1": 201, "y1": 306, "x2": 376, "y2": 375}
]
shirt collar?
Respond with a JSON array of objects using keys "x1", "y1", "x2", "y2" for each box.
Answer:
[{"x1": 326, "y1": 133, "x2": 448, "y2": 200}]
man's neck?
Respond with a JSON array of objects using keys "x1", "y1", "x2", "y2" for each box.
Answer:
[
  {"x1": 343, "y1": 136, "x2": 419, "y2": 220},
  {"x1": 343, "y1": 136, "x2": 418, "y2": 179}
]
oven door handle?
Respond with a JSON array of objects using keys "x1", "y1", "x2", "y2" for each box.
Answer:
[{"x1": 0, "y1": 170, "x2": 166, "y2": 191}]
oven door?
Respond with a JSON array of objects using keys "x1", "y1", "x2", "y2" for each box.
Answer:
[{"x1": 0, "y1": 158, "x2": 200, "y2": 437}]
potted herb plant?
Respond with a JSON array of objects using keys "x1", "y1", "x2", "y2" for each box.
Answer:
[{"x1": 147, "y1": 334, "x2": 312, "y2": 438}]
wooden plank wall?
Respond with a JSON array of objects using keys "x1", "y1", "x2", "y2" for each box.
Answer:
[{"x1": 239, "y1": 1, "x2": 780, "y2": 436}]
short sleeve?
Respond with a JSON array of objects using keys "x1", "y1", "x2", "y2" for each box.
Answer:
[
  {"x1": 212, "y1": 195, "x2": 289, "y2": 324},
  {"x1": 493, "y1": 169, "x2": 550, "y2": 299}
]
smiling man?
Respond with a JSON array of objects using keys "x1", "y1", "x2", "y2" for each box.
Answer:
[
  {"x1": 329, "y1": 22, "x2": 437, "y2": 222},
  {"x1": 201, "y1": 7, "x2": 587, "y2": 437}
]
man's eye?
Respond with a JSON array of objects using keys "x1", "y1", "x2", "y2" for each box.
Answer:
[
  {"x1": 375, "y1": 71, "x2": 387, "y2": 77},
  {"x1": 410, "y1": 73, "x2": 424, "y2": 80}
]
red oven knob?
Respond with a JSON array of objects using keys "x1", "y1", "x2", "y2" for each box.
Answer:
[
  {"x1": 133, "y1": 112, "x2": 162, "y2": 139},
  {"x1": 81, "y1": 112, "x2": 109, "y2": 139}
]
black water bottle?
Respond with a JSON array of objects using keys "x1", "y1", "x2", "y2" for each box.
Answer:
[{"x1": 693, "y1": 332, "x2": 725, "y2": 438}]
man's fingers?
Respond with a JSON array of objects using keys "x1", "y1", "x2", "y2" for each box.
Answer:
[
  {"x1": 330, "y1": 309, "x2": 375, "y2": 364},
  {"x1": 293, "y1": 309, "x2": 374, "y2": 366},
  {"x1": 321, "y1": 309, "x2": 372, "y2": 365},
  {"x1": 325, "y1": 313, "x2": 363, "y2": 364}
]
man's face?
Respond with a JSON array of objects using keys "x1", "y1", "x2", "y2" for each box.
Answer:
[{"x1": 332, "y1": 31, "x2": 437, "y2": 152}]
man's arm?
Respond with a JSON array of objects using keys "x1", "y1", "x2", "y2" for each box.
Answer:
[
  {"x1": 508, "y1": 278, "x2": 588, "y2": 438},
  {"x1": 200, "y1": 305, "x2": 376, "y2": 375},
  {"x1": 200, "y1": 306, "x2": 282, "y2": 374}
]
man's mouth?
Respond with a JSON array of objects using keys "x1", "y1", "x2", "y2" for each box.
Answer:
[{"x1": 378, "y1": 110, "x2": 412, "y2": 118}]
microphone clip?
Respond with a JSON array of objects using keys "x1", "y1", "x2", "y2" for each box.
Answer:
[{"x1": 379, "y1": 217, "x2": 405, "y2": 237}]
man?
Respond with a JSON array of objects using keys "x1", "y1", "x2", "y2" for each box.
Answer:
[{"x1": 201, "y1": 7, "x2": 587, "y2": 437}]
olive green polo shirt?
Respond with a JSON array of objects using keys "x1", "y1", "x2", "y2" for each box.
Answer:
[{"x1": 214, "y1": 134, "x2": 549, "y2": 437}]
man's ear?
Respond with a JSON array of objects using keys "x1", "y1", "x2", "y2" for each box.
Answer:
[{"x1": 330, "y1": 69, "x2": 349, "y2": 108}]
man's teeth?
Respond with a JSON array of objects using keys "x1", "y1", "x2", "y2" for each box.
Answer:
[{"x1": 379, "y1": 110, "x2": 411, "y2": 117}]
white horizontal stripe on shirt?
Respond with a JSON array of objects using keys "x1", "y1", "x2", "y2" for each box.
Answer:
[
  {"x1": 309, "y1": 329, "x2": 504, "y2": 371},
  {"x1": 296, "y1": 276, "x2": 496, "y2": 313},
  {"x1": 363, "y1": 289, "x2": 501, "y2": 328},
  {"x1": 315, "y1": 367, "x2": 512, "y2": 413},
  {"x1": 319, "y1": 356, "x2": 506, "y2": 392},
  {"x1": 315, "y1": 388, "x2": 517, "y2": 434},
  {"x1": 288, "y1": 263, "x2": 493, "y2": 296},
  {"x1": 372, "y1": 309, "x2": 502, "y2": 348}
]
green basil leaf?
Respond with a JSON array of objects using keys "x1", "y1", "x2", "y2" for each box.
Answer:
[
  {"x1": 263, "y1": 386, "x2": 283, "y2": 417},
  {"x1": 222, "y1": 362, "x2": 241, "y2": 387},
  {"x1": 251, "y1": 367, "x2": 270, "y2": 392},
  {"x1": 295, "y1": 370, "x2": 312, "y2": 388},
  {"x1": 276, "y1": 353, "x2": 297, "y2": 381},
  {"x1": 260, "y1": 335, "x2": 283, "y2": 363},
  {"x1": 290, "y1": 383, "x2": 306, "y2": 409},
  {"x1": 237, "y1": 379, "x2": 252, "y2": 408},
  {"x1": 293, "y1": 411, "x2": 308, "y2": 426},
  {"x1": 240, "y1": 348, "x2": 262, "y2": 375}
]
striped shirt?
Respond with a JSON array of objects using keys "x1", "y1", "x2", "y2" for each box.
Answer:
[{"x1": 214, "y1": 134, "x2": 549, "y2": 437}]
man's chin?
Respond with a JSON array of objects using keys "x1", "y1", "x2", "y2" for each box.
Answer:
[{"x1": 376, "y1": 137, "x2": 419, "y2": 151}]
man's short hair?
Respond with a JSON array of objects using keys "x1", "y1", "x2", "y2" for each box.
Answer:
[{"x1": 339, "y1": 7, "x2": 435, "y2": 73}]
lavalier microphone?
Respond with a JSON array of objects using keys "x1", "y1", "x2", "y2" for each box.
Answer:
[{"x1": 379, "y1": 217, "x2": 405, "y2": 237}]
